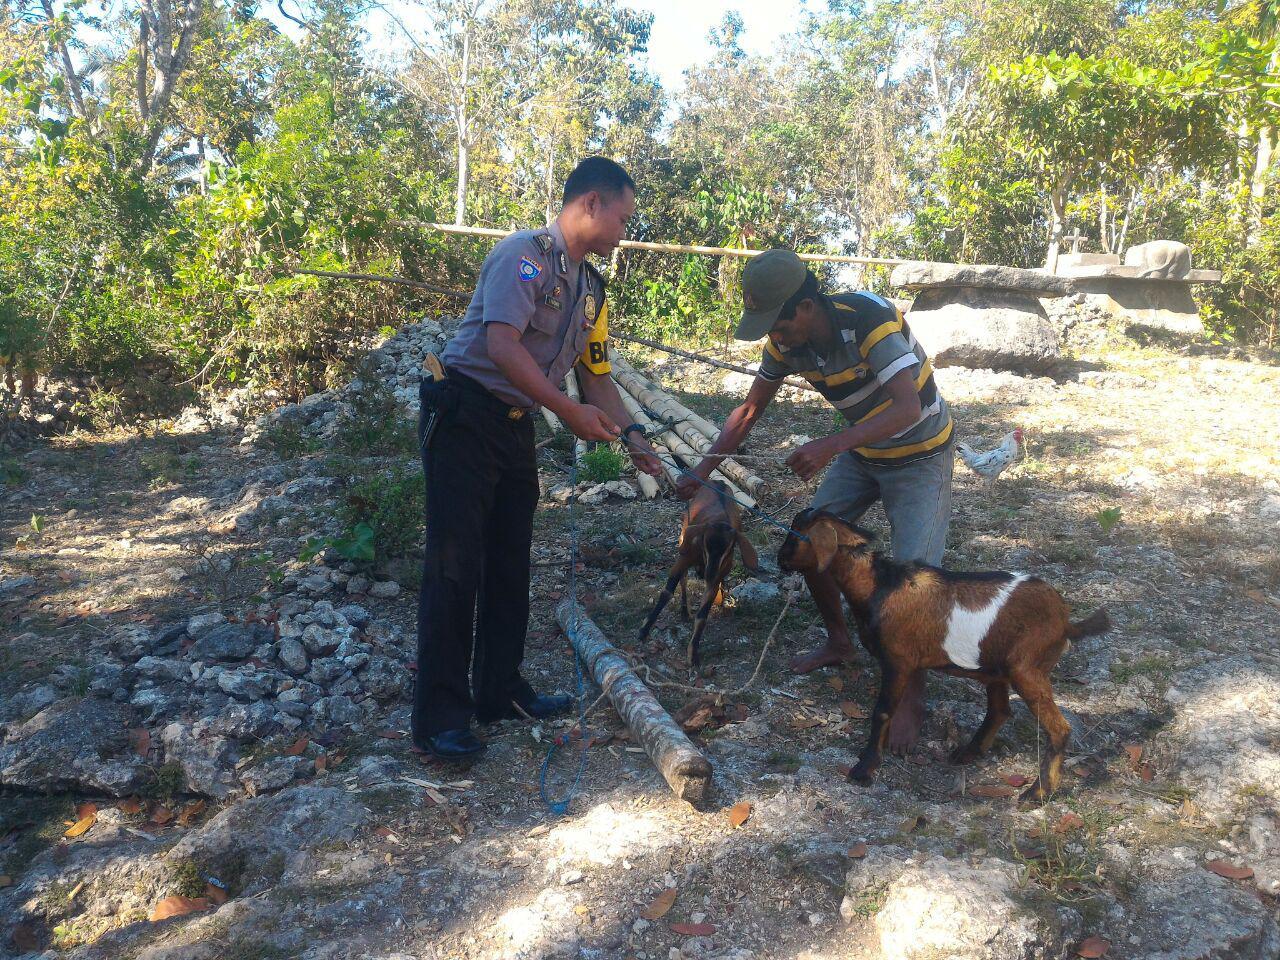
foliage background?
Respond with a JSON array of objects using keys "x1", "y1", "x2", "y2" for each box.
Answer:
[{"x1": 3, "y1": 0, "x2": 1280, "y2": 403}]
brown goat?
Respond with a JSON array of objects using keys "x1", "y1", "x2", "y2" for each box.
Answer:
[
  {"x1": 638, "y1": 480, "x2": 761, "y2": 665},
  {"x1": 778, "y1": 510, "x2": 1109, "y2": 802}
]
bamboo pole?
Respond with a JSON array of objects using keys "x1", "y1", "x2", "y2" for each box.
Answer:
[
  {"x1": 615, "y1": 388, "x2": 755, "y2": 510},
  {"x1": 556, "y1": 598, "x2": 712, "y2": 806},
  {"x1": 419, "y1": 221, "x2": 908, "y2": 266},
  {"x1": 611, "y1": 356, "x2": 764, "y2": 498},
  {"x1": 614, "y1": 332, "x2": 820, "y2": 395},
  {"x1": 562, "y1": 370, "x2": 589, "y2": 467},
  {"x1": 540, "y1": 406, "x2": 563, "y2": 434},
  {"x1": 616, "y1": 392, "x2": 682, "y2": 491}
]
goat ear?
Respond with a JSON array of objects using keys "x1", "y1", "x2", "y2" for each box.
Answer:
[
  {"x1": 808, "y1": 520, "x2": 839, "y2": 572},
  {"x1": 735, "y1": 533, "x2": 761, "y2": 574}
]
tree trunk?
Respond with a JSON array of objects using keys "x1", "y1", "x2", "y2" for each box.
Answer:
[
  {"x1": 1249, "y1": 126, "x2": 1273, "y2": 244},
  {"x1": 452, "y1": 24, "x2": 471, "y2": 226},
  {"x1": 1044, "y1": 187, "x2": 1067, "y2": 273}
]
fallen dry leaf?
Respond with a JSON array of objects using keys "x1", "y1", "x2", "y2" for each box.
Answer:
[
  {"x1": 176, "y1": 800, "x2": 206, "y2": 827},
  {"x1": 204, "y1": 882, "x2": 228, "y2": 905},
  {"x1": 640, "y1": 887, "x2": 677, "y2": 920},
  {"x1": 284, "y1": 736, "x2": 309, "y2": 757},
  {"x1": 377, "y1": 730, "x2": 405, "y2": 739},
  {"x1": 0, "y1": 875, "x2": 11, "y2": 888},
  {"x1": 898, "y1": 814, "x2": 925, "y2": 833},
  {"x1": 149, "y1": 895, "x2": 210, "y2": 922},
  {"x1": 117, "y1": 797, "x2": 144, "y2": 815},
  {"x1": 791, "y1": 714, "x2": 825, "y2": 730},
  {"x1": 670, "y1": 922, "x2": 716, "y2": 936},
  {"x1": 1055, "y1": 813, "x2": 1086, "y2": 834},
  {"x1": 75, "y1": 801, "x2": 98, "y2": 820},
  {"x1": 315, "y1": 753, "x2": 329, "y2": 773},
  {"x1": 847, "y1": 842, "x2": 868, "y2": 859},
  {"x1": 1004, "y1": 774, "x2": 1029, "y2": 787},
  {"x1": 839, "y1": 701, "x2": 869, "y2": 719},
  {"x1": 1076, "y1": 935, "x2": 1110, "y2": 958},
  {"x1": 970, "y1": 783, "x2": 1018, "y2": 799},
  {"x1": 723, "y1": 703, "x2": 749, "y2": 723},
  {"x1": 827, "y1": 676, "x2": 844, "y2": 693},
  {"x1": 1123, "y1": 744, "x2": 1143, "y2": 767},
  {"x1": 148, "y1": 805, "x2": 174, "y2": 827},
  {"x1": 1204, "y1": 860, "x2": 1254, "y2": 881},
  {"x1": 129, "y1": 728, "x2": 151, "y2": 757},
  {"x1": 728, "y1": 801, "x2": 752, "y2": 828},
  {"x1": 63, "y1": 814, "x2": 96, "y2": 838}
]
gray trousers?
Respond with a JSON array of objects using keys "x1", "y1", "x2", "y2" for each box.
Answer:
[{"x1": 809, "y1": 449, "x2": 953, "y2": 565}]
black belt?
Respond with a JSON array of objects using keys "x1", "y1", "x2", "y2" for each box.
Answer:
[{"x1": 444, "y1": 369, "x2": 528, "y2": 421}]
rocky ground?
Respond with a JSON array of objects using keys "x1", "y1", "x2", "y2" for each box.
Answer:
[{"x1": 1, "y1": 307, "x2": 1278, "y2": 960}]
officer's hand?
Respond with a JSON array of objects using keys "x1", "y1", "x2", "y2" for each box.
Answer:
[
  {"x1": 628, "y1": 441, "x2": 663, "y2": 478},
  {"x1": 787, "y1": 435, "x2": 843, "y2": 481},
  {"x1": 565, "y1": 403, "x2": 619, "y2": 443}
]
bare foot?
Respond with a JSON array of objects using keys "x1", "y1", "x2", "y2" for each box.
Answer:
[
  {"x1": 789, "y1": 643, "x2": 856, "y2": 674},
  {"x1": 886, "y1": 671, "x2": 926, "y2": 754}
]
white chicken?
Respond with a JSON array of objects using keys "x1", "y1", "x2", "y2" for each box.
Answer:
[{"x1": 955, "y1": 429, "x2": 1023, "y2": 486}]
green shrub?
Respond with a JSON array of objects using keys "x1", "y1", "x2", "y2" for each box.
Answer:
[
  {"x1": 337, "y1": 464, "x2": 423, "y2": 563},
  {"x1": 334, "y1": 372, "x2": 416, "y2": 458},
  {"x1": 579, "y1": 443, "x2": 626, "y2": 483}
]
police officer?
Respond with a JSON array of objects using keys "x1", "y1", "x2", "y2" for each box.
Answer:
[{"x1": 414, "y1": 157, "x2": 661, "y2": 760}]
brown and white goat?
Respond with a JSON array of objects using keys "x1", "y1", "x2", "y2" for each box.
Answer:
[
  {"x1": 638, "y1": 480, "x2": 761, "y2": 665},
  {"x1": 778, "y1": 510, "x2": 1109, "y2": 801}
]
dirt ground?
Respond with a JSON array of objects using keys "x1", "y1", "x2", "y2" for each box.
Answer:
[{"x1": 1, "y1": 319, "x2": 1278, "y2": 960}]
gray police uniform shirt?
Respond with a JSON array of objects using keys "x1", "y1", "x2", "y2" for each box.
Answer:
[{"x1": 441, "y1": 221, "x2": 605, "y2": 410}]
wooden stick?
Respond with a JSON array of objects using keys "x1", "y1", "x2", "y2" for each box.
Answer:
[
  {"x1": 289, "y1": 267, "x2": 470, "y2": 299},
  {"x1": 611, "y1": 356, "x2": 764, "y2": 498},
  {"x1": 615, "y1": 333, "x2": 820, "y2": 395},
  {"x1": 557, "y1": 598, "x2": 713, "y2": 806},
  {"x1": 419, "y1": 221, "x2": 907, "y2": 266}
]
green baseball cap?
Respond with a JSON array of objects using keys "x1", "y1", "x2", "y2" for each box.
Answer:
[{"x1": 735, "y1": 248, "x2": 808, "y2": 341}]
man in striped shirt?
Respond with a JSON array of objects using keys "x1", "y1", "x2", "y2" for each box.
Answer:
[{"x1": 678, "y1": 248, "x2": 954, "y2": 753}]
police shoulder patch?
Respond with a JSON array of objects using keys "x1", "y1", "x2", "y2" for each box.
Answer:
[{"x1": 518, "y1": 257, "x2": 542, "y2": 282}]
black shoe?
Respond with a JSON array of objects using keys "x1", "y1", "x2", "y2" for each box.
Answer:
[
  {"x1": 416, "y1": 728, "x2": 486, "y2": 760},
  {"x1": 477, "y1": 694, "x2": 574, "y2": 724}
]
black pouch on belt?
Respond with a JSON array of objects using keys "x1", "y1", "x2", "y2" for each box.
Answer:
[{"x1": 418, "y1": 358, "x2": 457, "y2": 453}]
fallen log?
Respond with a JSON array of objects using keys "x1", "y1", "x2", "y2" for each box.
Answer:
[
  {"x1": 611, "y1": 356, "x2": 764, "y2": 497},
  {"x1": 614, "y1": 332, "x2": 820, "y2": 395},
  {"x1": 556, "y1": 598, "x2": 712, "y2": 805}
]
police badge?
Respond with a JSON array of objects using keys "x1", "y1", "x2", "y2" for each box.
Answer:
[{"x1": 583, "y1": 293, "x2": 597, "y2": 327}]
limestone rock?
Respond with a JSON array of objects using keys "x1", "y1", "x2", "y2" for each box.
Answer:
[
  {"x1": 161, "y1": 720, "x2": 238, "y2": 799},
  {"x1": 907, "y1": 287, "x2": 1061, "y2": 372},
  {"x1": 891, "y1": 261, "x2": 1075, "y2": 296},
  {"x1": 368, "y1": 579, "x2": 401, "y2": 599},
  {"x1": 842, "y1": 849, "x2": 1081, "y2": 960},
  {"x1": 0, "y1": 698, "x2": 147, "y2": 795},
  {"x1": 277, "y1": 636, "x2": 309, "y2": 675},
  {"x1": 1124, "y1": 239, "x2": 1192, "y2": 279}
]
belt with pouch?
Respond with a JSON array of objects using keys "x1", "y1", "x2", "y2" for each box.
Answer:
[{"x1": 420, "y1": 354, "x2": 527, "y2": 421}]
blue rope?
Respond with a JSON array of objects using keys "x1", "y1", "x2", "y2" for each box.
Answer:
[{"x1": 539, "y1": 453, "x2": 590, "y2": 816}]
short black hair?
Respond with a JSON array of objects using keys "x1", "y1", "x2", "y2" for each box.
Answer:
[
  {"x1": 563, "y1": 157, "x2": 636, "y2": 205},
  {"x1": 777, "y1": 270, "x2": 825, "y2": 322}
]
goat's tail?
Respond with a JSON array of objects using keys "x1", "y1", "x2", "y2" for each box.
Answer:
[{"x1": 1067, "y1": 608, "x2": 1111, "y2": 640}]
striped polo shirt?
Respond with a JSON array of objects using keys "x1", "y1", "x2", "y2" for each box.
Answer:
[{"x1": 757, "y1": 291, "x2": 953, "y2": 465}]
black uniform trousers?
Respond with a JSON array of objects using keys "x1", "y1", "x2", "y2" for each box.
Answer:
[{"x1": 413, "y1": 373, "x2": 540, "y2": 739}]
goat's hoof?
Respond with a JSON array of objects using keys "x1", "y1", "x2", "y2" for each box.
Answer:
[
  {"x1": 948, "y1": 746, "x2": 982, "y2": 766},
  {"x1": 848, "y1": 760, "x2": 878, "y2": 786},
  {"x1": 1018, "y1": 782, "x2": 1052, "y2": 804}
]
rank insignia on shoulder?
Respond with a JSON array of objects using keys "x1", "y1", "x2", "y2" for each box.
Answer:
[
  {"x1": 518, "y1": 257, "x2": 542, "y2": 282},
  {"x1": 543, "y1": 295, "x2": 562, "y2": 309},
  {"x1": 558, "y1": 252, "x2": 568, "y2": 274},
  {"x1": 535, "y1": 233, "x2": 553, "y2": 253}
]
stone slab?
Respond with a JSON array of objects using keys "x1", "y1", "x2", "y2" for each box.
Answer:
[{"x1": 890, "y1": 261, "x2": 1075, "y2": 296}]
